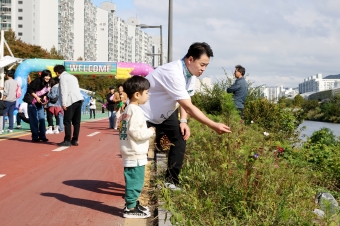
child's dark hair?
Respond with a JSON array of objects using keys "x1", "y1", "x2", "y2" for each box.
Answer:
[
  {"x1": 6, "y1": 69, "x2": 15, "y2": 78},
  {"x1": 123, "y1": 76, "x2": 150, "y2": 99}
]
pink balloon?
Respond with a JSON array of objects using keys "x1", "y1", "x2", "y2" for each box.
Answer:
[{"x1": 117, "y1": 62, "x2": 154, "y2": 77}]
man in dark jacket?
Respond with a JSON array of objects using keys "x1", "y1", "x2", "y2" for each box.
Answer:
[
  {"x1": 106, "y1": 86, "x2": 116, "y2": 129},
  {"x1": 227, "y1": 65, "x2": 248, "y2": 117}
]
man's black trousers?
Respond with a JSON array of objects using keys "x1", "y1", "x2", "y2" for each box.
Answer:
[
  {"x1": 149, "y1": 109, "x2": 186, "y2": 185},
  {"x1": 63, "y1": 100, "x2": 82, "y2": 142}
]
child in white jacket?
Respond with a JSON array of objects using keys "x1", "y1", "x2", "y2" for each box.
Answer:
[{"x1": 118, "y1": 76, "x2": 155, "y2": 219}]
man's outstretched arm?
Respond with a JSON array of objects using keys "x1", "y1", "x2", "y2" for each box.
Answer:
[{"x1": 178, "y1": 99, "x2": 231, "y2": 135}]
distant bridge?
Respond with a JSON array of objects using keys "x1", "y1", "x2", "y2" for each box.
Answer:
[{"x1": 308, "y1": 88, "x2": 340, "y2": 101}]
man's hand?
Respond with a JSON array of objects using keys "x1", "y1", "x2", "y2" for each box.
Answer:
[
  {"x1": 62, "y1": 106, "x2": 67, "y2": 110},
  {"x1": 180, "y1": 122, "x2": 191, "y2": 140},
  {"x1": 211, "y1": 122, "x2": 231, "y2": 135}
]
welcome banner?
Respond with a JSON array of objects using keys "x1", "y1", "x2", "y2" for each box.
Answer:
[{"x1": 64, "y1": 61, "x2": 117, "y2": 75}]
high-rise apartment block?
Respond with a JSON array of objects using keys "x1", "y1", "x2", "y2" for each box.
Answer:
[
  {"x1": 299, "y1": 73, "x2": 340, "y2": 94},
  {"x1": 0, "y1": 0, "x2": 166, "y2": 67}
]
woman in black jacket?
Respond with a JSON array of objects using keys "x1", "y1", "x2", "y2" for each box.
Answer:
[
  {"x1": 26, "y1": 70, "x2": 52, "y2": 142},
  {"x1": 106, "y1": 86, "x2": 116, "y2": 129}
]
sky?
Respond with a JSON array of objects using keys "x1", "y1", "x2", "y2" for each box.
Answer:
[{"x1": 92, "y1": 0, "x2": 340, "y2": 88}]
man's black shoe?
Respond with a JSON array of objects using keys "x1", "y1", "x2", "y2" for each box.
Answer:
[
  {"x1": 57, "y1": 141, "x2": 71, "y2": 147},
  {"x1": 71, "y1": 140, "x2": 79, "y2": 146},
  {"x1": 40, "y1": 138, "x2": 49, "y2": 142}
]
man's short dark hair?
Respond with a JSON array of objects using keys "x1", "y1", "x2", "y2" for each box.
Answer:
[
  {"x1": 184, "y1": 42, "x2": 214, "y2": 60},
  {"x1": 235, "y1": 65, "x2": 246, "y2": 76},
  {"x1": 6, "y1": 69, "x2": 15, "y2": 78},
  {"x1": 123, "y1": 76, "x2": 150, "y2": 99},
  {"x1": 53, "y1": 65, "x2": 65, "y2": 74}
]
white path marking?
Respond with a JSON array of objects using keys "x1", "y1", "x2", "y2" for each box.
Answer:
[
  {"x1": 0, "y1": 174, "x2": 6, "y2": 178},
  {"x1": 52, "y1": 147, "x2": 70, "y2": 152},
  {"x1": 87, "y1": 132, "x2": 100, "y2": 137}
]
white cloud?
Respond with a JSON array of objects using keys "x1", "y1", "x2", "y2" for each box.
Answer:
[{"x1": 99, "y1": 0, "x2": 340, "y2": 88}]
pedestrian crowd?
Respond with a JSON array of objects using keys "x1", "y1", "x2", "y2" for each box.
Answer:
[{"x1": 0, "y1": 65, "x2": 83, "y2": 146}]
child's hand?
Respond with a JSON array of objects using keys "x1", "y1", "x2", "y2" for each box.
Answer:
[{"x1": 149, "y1": 127, "x2": 155, "y2": 135}]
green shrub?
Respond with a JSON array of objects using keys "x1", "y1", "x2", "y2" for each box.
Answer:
[
  {"x1": 243, "y1": 98, "x2": 304, "y2": 142},
  {"x1": 191, "y1": 78, "x2": 228, "y2": 115},
  {"x1": 301, "y1": 128, "x2": 340, "y2": 184}
]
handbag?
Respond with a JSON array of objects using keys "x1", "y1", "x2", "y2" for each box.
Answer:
[
  {"x1": 49, "y1": 96, "x2": 58, "y2": 104},
  {"x1": 23, "y1": 92, "x2": 33, "y2": 104}
]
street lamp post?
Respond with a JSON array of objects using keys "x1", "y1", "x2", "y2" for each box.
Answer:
[
  {"x1": 168, "y1": 0, "x2": 173, "y2": 62},
  {"x1": 0, "y1": 30, "x2": 5, "y2": 95},
  {"x1": 136, "y1": 24, "x2": 163, "y2": 66}
]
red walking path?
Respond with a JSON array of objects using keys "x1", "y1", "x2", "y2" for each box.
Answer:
[{"x1": 0, "y1": 119, "x2": 136, "y2": 225}]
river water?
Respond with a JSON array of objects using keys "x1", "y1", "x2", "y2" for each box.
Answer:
[{"x1": 298, "y1": 120, "x2": 340, "y2": 138}]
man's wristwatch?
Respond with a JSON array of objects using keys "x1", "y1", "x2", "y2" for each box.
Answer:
[{"x1": 179, "y1": 119, "x2": 187, "y2": 123}]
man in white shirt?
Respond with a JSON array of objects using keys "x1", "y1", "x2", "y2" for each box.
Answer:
[
  {"x1": 54, "y1": 65, "x2": 84, "y2": 147},
  {"x1": 16, "y1": 101, "x2": 30, "y2": 128},
  {"x1": 140, "y1": 42, "x2": 231, "y2": 188}
]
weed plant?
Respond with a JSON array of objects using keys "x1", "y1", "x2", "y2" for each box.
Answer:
[{"x1": 157, "y1": 77, "x2": 340, "y2": 225}]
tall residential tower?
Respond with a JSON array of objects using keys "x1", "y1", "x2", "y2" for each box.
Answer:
[{"x1": 1, "y1": 0, "x2": 165, "y2": 66}]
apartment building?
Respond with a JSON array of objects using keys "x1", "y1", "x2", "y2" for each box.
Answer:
[
  {"x1": 1, "y1": 0, "x2": 162, "y2": 67},
  {"x1": 298, "y1": 73, "x2": 340, "y2": 94}
]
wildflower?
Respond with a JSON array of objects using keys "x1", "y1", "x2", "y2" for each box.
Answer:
[
  {"x1": 263, "y1": 132, "x2": 269, "y2": 136},
  {"x1": 277, "y1": 146, "x2": 284, "y2": 153},
  {"x1": 251, "y1": 120, "x2": 254, "y2": 124},
  {"x1": 254, "y1": 153, "x2": 259, "y2": 159},
  {"x1": 240, "y1": 119, "x2": 243, "y2": 123}
]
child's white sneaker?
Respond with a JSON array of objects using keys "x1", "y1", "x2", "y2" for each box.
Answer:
[
  {"x1": 54, "y1": 126, "x2": 59, "y2": 134},
  {"x1": 46, "y1": 126, "x2": 53, "y2": 134}
]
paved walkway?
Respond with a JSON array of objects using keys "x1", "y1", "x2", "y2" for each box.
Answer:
[{"x1": 0, "y1": 115, "x2": 152, "y2": 225}]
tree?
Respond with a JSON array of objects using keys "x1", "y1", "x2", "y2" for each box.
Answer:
[
  {"x1": 76, "y1": 75, "x2": 127, "y2": 101},
  {"x1": 4, "y1": 29, "x2": 64, "y2": 60},
  {"x1": 77, "y1": 56, "x2": 83, "y2": 61},
  {"x1": 302, "y1": 99, "x2": 319, "y2": 112},
  {"x1": 293, "y1": 94, "x2": 304, "y2": 107},
  {"x1": 50, "y1": 46, "x2": 64, "y2": 60},
  {"x1": 278, "y1": 96, "x2": 293, "y2": 108}
]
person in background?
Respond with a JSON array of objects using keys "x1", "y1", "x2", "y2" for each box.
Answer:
[
  {"x1": 26, "y1": 70, "x2": 52, "y2": 142},
  {"x1": 16, "y1": 101, "x2": 29, "y2": 129},
  {"x1": 226, "y1": 65, "x2": 248, "y2": 117},
  {"x1": 119, "y1": 76, "x2": 155, "y2": 218},
  {"x1": 0, "y1": 92, "x2": 7, "y2": 135},
  {"x1": 113, "y1": 85, "x2": 127, "y2": 130},
  {"x1": 46, "y1": 78, "x2": 63, "y2": 134},
  {"x1": 89, "y1": 96, "x2": 96, "y2": 119},
  {"x1": 54, "y1": 65, "x2": 83, "y2": 147},
  {"x1": 106, "y1": 86, "x2": 116, "y2": 129},
  {"x1": 1, "y1": 70, "x2": 17, "y2": 133}
]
